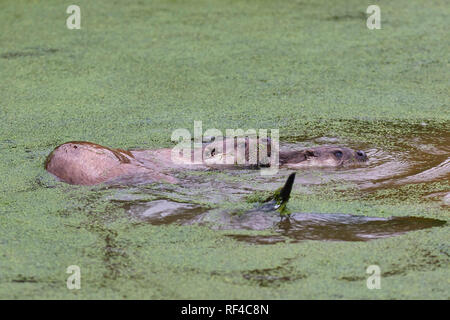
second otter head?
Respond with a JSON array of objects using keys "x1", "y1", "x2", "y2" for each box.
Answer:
[{"x1": 279, "y1": 146, "x2": 368, "y2": 168}]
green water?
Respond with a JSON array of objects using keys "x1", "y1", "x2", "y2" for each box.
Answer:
[{"x1": 0, "y1": 0, "x2": 449, "y2": 299}]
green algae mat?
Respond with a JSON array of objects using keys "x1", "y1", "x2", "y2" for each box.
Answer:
[{"x1": 0, "y1": 0, "x2": 449, "y2": 299}]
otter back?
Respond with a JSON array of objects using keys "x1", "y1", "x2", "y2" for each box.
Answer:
[{"x1": 45, "y1": 142, "x2": 136, "y2": 185}]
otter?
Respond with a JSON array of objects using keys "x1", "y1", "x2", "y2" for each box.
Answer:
[
  {"x1": 44, "y1": 140, "x2": 368, "y2": 185},
  {"x1": 279, "y1": 146, "x2": 368, "y2": 169},
  {"x1": 199, "y1": 137, "x2": 367, "y2": 168}
]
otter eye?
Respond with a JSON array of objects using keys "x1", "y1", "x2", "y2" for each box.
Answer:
[
  {"x1": 334, "y1": 151, "x2": 343, "y2": 159},
  {"x1": 305, "y1": 150, "x2": 316, "y2": 158}
]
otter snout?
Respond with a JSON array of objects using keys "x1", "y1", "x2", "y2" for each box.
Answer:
[{"x1": 280, "y1": 146, "x2": 369, "y2": 168}]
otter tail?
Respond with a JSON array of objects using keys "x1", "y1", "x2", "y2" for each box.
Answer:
[
  {"x1": 256, "y1": 172, "x2": 296, "y2": 215},
  {"x1": 278, "y1": 172, "x2": 296, "y2": 205}
]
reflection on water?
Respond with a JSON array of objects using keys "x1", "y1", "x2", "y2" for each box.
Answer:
[
  {"x1": 127, "y1": 199, "x2": 208, "y2": 225},
  {"x1": 121, "y1": 198, "x2": 446, "y2": 243},
  {"x1": 105, "y1": 122, "x2": 449, "y2": 243},
  {"x1": 109, "y1": 196, "x2": 209, "y2": 226},
  {"x1": 229, "y1": 213, "x2": 446, "y2": 244},
  {"x1": 283, "y1": 126, "x2": 449, "y2": 190},
  {"x1": 280, "y1": 125, "x2": 449, "y2": 206}
]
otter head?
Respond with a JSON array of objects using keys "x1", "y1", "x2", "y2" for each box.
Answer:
[{"x1": 279, "y1": 146, "x2": 368, "y2": 168}]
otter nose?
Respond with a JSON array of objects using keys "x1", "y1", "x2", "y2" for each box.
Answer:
[{"x1": 356, "y1": 150, "x2": 367, "y2": 160}]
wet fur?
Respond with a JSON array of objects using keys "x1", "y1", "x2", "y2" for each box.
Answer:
[{"x1": 45, "y1": 141, "x2": 367, "y2": 185}]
